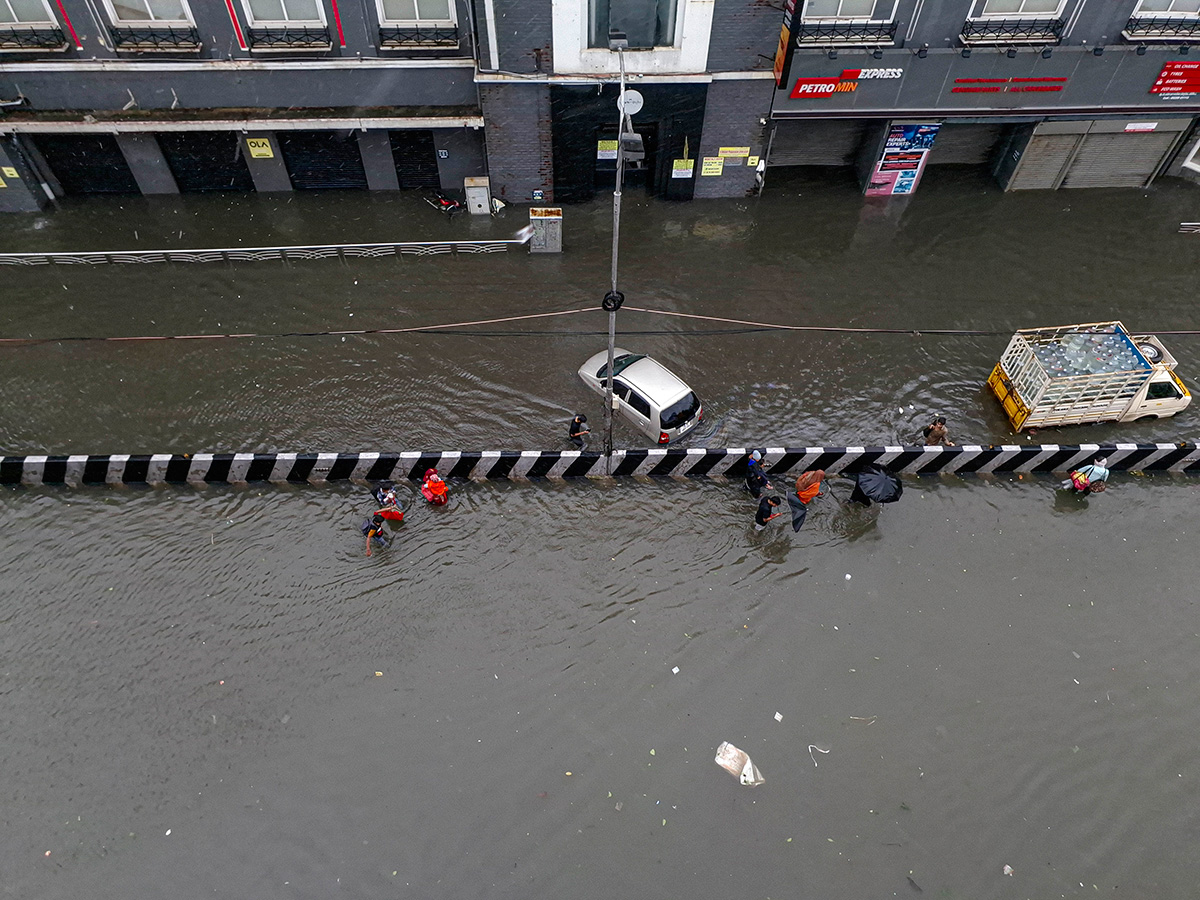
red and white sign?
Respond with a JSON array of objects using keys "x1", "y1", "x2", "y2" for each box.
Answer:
[
  {"x1": 1124, "y1": 122, "x2": 1158, "y2": 132},
  {"x1": 1151, "y1": 61, "x2": 1200, "y2": 96},
  {"x1": 789, "y1": 68, "x2": 902, "y2": 99}
]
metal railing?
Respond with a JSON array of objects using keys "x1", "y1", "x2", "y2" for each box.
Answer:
[
  {"x1": 110, "y1": 25, "x2": 201, "y2": 50},
  {"x1": 0, "y1": 26, "x2": 67, "y2": 50},
  {"x1": 1123, "y1": 16, "x2": 1200, "y2": 41},
  {"x1": 960, "y1": 17, "x2": 1064, "y2": 45},
  {"x1": 794, "y1": 19, "x2": 898, "y2": 46},
  {"x1": 378, "y1": 24, "x2": 458, "y2": 47},
  {"x1": 246, "y1": 26, "x2": 331, "y2": 49},
  {"x1": 0, "y1": 235, "x2": 533, "y2": 267}
]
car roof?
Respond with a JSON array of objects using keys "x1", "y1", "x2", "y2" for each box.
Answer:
[{"x1": 615, "y1": 355, "x2": 692, "y2": 405}]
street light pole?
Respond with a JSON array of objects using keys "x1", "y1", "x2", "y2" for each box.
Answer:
[{"x1": 602, "y1": 45, "x2": 629, "y2": 474}]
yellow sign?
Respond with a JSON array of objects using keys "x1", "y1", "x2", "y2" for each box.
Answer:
[
  {"x1": 671, "y1": 159, "x2": 693, "y2": 179},
  {"x1": 596, "y1": 140, "x2": 618, "y2": 160},
  {"x1": 0, "y1": 177, "x2": 6, "y2": 188},
  {"x1": 246, "y1": 138, "x2": 274, "y2": 159},
  {"x1": 1, "y1": 166, "x2": 17, "y2": 178},
  {"x1": 718, "y1": 146, "x2": 751, "y2": 158},
  {"x1": 700, "y1": 157, "x2": 724, "y2": 176},
  {"x1": 746, "y1": 156, "x2": 760, "y2": 167}
]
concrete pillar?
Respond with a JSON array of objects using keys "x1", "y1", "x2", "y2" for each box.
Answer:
[
  {"x1": 0, "y1": 137, "x2": 49, "y2": 212},
  {"x1": 356, "y1": 130, "x2": 400, "y2": 190},
  {"x1": 115, "y1": 133, "x2": 179, "y2": 195},
  {"x1": 239, "y1": 132, "x2": 292, "y2": 192},
  {"x1": 433, "y1": 127, "x2": 486, "y2": 193}
]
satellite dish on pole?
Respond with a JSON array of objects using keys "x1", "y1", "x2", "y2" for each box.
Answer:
[{"x1": 617, "y1": 89, "x2": 644, "y2": 116}]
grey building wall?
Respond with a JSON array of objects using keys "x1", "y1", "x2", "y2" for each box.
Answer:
[
  {"x1": 47, "y1": 0, "x2": 475, "y2": 61},
  {"x1": 475, "y1": 0, "x2": 553, "y2": 73},
  {"x1": 358, "y1": 131, "x2": 402, "y2": 190},
  {"x1": 0, "y1": 68, "x2": 479, "y2": 113},
  {"x1": 479, "y1": 83, "x2": 552, "y2": 201},
  {"x1": 0, "y1": 137, "x2": 46, "y2": 212},
  {"x1": 433, "y1": 127, "x2": 488, "y2": 192},
  {"x1": 706, "y1": 0, "x2": 788, "y2": 72},
  {"x1": 692, "y1": 79, "x2": 772, "y2": 199},
  {"x1": 114, "y1": 133, "x2": 178, "y2": 194}
]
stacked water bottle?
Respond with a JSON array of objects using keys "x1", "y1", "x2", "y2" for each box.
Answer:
[{"x1": 1033, "y1": 330, "x2": 1146, "y2": 378}]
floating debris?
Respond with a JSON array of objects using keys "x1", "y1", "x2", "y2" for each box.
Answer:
[{"x1": 714, "y1": 741, "x2": 765, "y2": 786}]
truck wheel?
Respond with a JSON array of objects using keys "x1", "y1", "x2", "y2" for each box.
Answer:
[{"x1": 1138, "y1": 342, "x2": 1164, "y2": 364}]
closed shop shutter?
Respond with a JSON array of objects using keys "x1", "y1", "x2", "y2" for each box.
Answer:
[
  {"x1": 277, "y1": 131, "x2": 369, "y2": 190},
  {"x1": 1005, "y1": 133, "x2": 1080, "y2": 191},
  {"x1": 1060, "y1": 132, "x2": 1179, "y2": 189},
  {"x1": 389, "y1": 130, "x2": 441, "y2": 189},
  {"x1": 30, "y1": 134, "x2": 138, "y2": 194},
  {"x1": 158, "y1": 132, "x2": 255, "y2": 193},
  {"x1": 927, "y1": 123, "x2": 1005, "y2": 165},
  {"x1": 768, "y1": 120, "x2": 868, "y2": 166}
]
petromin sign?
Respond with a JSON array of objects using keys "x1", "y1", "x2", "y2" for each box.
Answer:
[{"x1": 789, "y1": 67, "x2": 903, "y2": 98}]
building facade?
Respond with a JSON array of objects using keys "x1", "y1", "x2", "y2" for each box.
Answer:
[
  {"x1": 3, "y1": 1, "x2": 1199, "y2": 213},
  {"x1": 769, "y1": 0, "x2": 1200, "y2": 193},
  {"x1": 0, "y1": 0, "x2": 487, "y2": 212},
  {"x1": 476, "y1": 0, "x2": 782, "y2": 203}
]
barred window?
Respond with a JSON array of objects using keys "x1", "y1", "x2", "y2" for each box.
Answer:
[
  {"x1": 244, "y1": 0, "x2": 324, "y2": 25},
  {"x1": 971, "y1": 0, "x2": 1064, "y2": 16},
  {"x1": 0, "y1": 0, "x2": 57, "y2": 25},
  {"x1": 802, "y1": 0, "x2": 896, "y2": 20},
  {"x1": 378, "y1": 0, "x2": 453, "y2": 24},
  {"x1": 107, "y1": 0, "x2": 191, "y2": 24}
]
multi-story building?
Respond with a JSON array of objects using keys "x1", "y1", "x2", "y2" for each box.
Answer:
[
  {"x1": 4, "y1": 1, "x2": 1198, "y2": 214},
  {"x1": 477, "y1": 0, "x2": 782, "y2": 203},
  {"x1": 0, "y1": 0, "x2": 487, "y2": 212},
  {"x1": 769, "y1": 0, "x2": 1200, "y2": 193}
]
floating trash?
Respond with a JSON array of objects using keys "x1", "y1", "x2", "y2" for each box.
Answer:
[{"x1": 714, "y1": 741, "x2": 765, "y2": 786}]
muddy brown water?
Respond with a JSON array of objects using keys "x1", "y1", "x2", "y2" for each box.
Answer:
[{"x1": 2, "y1": 169, "x2": 1199, "y2": 899}]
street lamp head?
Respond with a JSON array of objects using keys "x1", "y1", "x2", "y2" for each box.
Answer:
[
  {"x1": 620, "y1": 131, "x2": 645, "y2": 163},
  {"x1": 608, "y1": 28, "x2": 628, "y2": 51}
]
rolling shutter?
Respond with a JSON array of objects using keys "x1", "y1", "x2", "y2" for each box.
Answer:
[
  {"x1": 277, "y1": 131, "x2": 369, "y2": 190},
  {"x1": 30, "y1": 134, "x2": 138, "y2": 194},
  {"x1": 1005, "y1": 133, "x2": 1080, "y2": 191},
  {"x1": 389, "y1": 130, "x2": 441, "y2": 189},
  {"x1": 927, "y1": 123, "x2": 1005, "y2": 165},
  {"x1": 768, "y1": 120, "x2": 869, "y2": 166},
  {"x1": 157, "y1": 132, "x2": 255, "y2": 193},
  {"x1": 1060, "y1": 132, "x2": 1179, "y2": 189}
]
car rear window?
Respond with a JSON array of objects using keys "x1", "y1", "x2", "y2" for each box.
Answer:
[{"x1": 660, "y1": 392, "x2": 700, "y2": 430}]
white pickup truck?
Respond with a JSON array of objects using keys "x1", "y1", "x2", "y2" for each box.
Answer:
[{"x1": 987, "y1": 321, "x2": 1191, "y2": 431}]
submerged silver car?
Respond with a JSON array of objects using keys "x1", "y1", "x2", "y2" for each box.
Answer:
[{"x1": 577, "y1": 349, "x2": 703, "y2": 444}]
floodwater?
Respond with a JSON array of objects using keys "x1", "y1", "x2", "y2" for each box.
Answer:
[{"x1": 2, "y1": 169, "x2": 1200, "y2": 899}]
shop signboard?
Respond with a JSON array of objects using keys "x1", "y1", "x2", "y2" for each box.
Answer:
[
  {"x1": 772, "y1": 0, "x2": 795, "y2": 85},
  {"x1": 865, "y1": 123, "x2": 940, "y2": 197},
  {"x1": 1151, "y1": 61, "x2": 1200, "y2": 99}
]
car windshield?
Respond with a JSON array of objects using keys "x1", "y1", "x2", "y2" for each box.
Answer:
[
  {"x1": 594, "y1": 353, "x2": 646, "y2": 379},
  {"x1": 660, "y1": 392, "x2": 701, "y2": 430}
]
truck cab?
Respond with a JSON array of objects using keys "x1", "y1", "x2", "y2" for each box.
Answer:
[{"x1": 1118, "y1": 335, "x2": 1191, "y2": 422}]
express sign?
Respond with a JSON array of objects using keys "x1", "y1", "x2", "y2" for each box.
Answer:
[{"x1": 789, "y1": 67, "x2": 903, "y2": 99}]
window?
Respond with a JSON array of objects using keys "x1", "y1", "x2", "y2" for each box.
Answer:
[
  {"x1": 660, "y1": 392, "x2": 700, "y2": 430},
  {"x1": 1146, "y1": 380, "x2": 1183, "y2": 400},
  {"x1": 626, "y1": 388, "x2": 652, "y2": 420},
  {"x1": 377, "y1": 0, "x2": 453, "y2": 24},
  {"x1": 107, "y1": 0, "x2": 191, "y2": 24},
  {"x1": 244, "y1": 0, "x2": 324, "y2": 25},
  {"x1": 0, "y1": 0, "x2": 56, "y2": 25},
  {"x1": 970, "y1": 0, "x2": 1064, "y2": 17},
  {"x1": 1133, "y1": 0, "x2": 1200, "y2": 12},
  {"x1": 801, "y1": 0, "x2": 896, "y2": 20},
  {"x1": 589, "y1": 0, "x2": 677, "y2": 49}
]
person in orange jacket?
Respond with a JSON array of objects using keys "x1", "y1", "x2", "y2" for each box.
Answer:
[
  {"x1": 421, "y1": 468, "x2": 449, "y2": 505},
  {"x1": 794, "y1": 469, "x2": 825, "y2": 504}
]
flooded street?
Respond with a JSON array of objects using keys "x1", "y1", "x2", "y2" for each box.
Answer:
[{"x1": 2, "y1": 170, "x2": 1200, "y2": 899}]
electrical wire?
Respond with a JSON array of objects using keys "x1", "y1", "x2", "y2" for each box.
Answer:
[{"x1": 2, "y1": 305, "x2": 1199, "y2": 346}]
